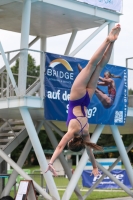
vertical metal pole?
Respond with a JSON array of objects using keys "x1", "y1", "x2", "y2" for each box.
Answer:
[
  {"x1": 0, "y1": 161, "x2": 7, "y2": 195},
  {"x1": 40, "y1": 37, "x2": 46, "y2": 99},
  {"x1": 108, "y1": 22, "x2": 115, "y2": 64},
  {"x1": 19, "y1": 107, "x2": 60, "y2": 200},
  {"x1": 76, "y1": 155, "x2": 79, "y2": 166},
  {"x1": 6, "y1": 53, "x2": 10, "y2": 98},
  {"x1": 18, "y1": 0, "x2": 31, "y2": 95},
  {"x1": 14, "y1": 183, "x2": 16, "y2": 197},
  {"x1": 111, "y1": 125, "x2": 133, "y2": 187},
  {"x1": 1, "y1": 73, "x2": 3, "y2": 98},
  {"x1": 64, "y1": 30, "x2": 77, "y2": 55},
  {"x1": 41, "y1": 174, "x2": 43, "y2": 189},
  {"x1": 62, "y1": 125, "x2": 104, "y2": 200},
  {"x1": 1, "y1": 121, "x2": 43, "y2": 197}
]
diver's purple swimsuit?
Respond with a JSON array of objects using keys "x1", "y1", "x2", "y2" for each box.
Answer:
[{"x1": 66, "y1": 92, "x2": 90, "y2": 129}]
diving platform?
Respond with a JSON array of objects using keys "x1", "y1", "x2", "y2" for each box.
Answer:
[
  {"x1": 0, "y1": 95, "x2": 132, "y2": 135},
  {"x1": 0, "y1": 0, "x2": 121, "y2": 37}
]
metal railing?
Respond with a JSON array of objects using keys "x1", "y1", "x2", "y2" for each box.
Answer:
[
  {"x1": 126, "y1": 57, "x2": 133, "y2": 97},
  {"x1": 0, "y1": 72, "x2": 39, "y2": 98},
  {"x1": 0, "y1": 48, "x2": 43, "y2": 98},
  {"x1": 126, "y1": 57, "x2": 133, "y2": 70}
]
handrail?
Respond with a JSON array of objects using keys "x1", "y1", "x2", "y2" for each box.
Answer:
[
  {"x1": 126, "y1": 57, "x2": 133, "y2": 70},
  {"x1": 0, "y1": 48, "x2": 44, "y2": 55},
  {"x1": 2, "y1": 72, "x2": 38, "y2": 79},
  {"x1": 0, "y1": 48, "x2": 42, "y2": 98}
]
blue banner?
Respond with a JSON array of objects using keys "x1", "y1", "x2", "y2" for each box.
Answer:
[
  {"x1": 44, "y1": 52, "x2": 128, "y2": 125},
  {"x1": 82, "y1": 170, "x2": 132, "y2": 189}
]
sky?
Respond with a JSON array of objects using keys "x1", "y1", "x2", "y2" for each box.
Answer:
[{"x1": 0, "y1": 0, "x2": 133, "y2": 89}]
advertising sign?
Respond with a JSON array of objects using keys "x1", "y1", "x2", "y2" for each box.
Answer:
[
  {"x1": 44, "y1": 52, "x2": 128, "y2": 125},
  {"x1": 82, "y1": 170, "x2": 132, "y2": 189}
]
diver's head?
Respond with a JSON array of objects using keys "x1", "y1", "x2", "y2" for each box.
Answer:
[
  {"x1": 67, "y1": 137, "x2": 84, "y2": 152},
  {"x1": 68, "y1": 136, "x2": 103, "y2": 152}
]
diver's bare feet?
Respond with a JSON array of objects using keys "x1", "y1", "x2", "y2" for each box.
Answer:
[{"x1": 107, "y1": 24, "x2": 121, "y2": 42}]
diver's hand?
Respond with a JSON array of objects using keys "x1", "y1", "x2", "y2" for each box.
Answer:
[
  {"x1": 45, "y1": 163, "x2": 58, "y2": 177},
  {"x1": 91, "y1": 167, "x2": 101, "y2": 177}
]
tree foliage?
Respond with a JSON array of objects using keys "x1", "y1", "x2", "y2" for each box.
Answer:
[
  {"x1": 129, "y1": 88, "x2": 133, "y2": 95},
  {"x1": 11, "y1": 54, "x2": 40, "y2": 88}
]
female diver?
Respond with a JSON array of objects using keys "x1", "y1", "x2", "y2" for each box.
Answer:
[
  {"x1": 95, "y1": 71, "x2": 121, "y2": 108},
  {"x1": 45, "y1": 24, "x2": 121, "y2": 176}
]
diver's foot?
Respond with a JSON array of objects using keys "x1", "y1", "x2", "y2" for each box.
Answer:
[{"x1": 107, "y1": 24, "x2": 121, "y2": 42}]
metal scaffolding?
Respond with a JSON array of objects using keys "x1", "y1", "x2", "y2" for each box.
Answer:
[{"x1": 0, "y1": 0, "x2": 133, "y2": 200}]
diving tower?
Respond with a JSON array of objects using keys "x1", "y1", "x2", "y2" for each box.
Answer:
[{"x1": 0, "y1": 0, "x2": 133, "y2": 200}]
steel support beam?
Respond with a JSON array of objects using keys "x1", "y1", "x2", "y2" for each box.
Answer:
[
  {"x1": 40, "y1": 37, "x2": 46, "y2": 98},
  {"x1": 0, "y1": 149, "x2": 53, "y2": 200},
  {"x1": 96, "y1": 161, "x2": 133, "y2": 197},
  {"x1": 83, "y1": 141, "x2": 133, "y2": 199},
  {"x1": 18, "y1": 0, "x2": 31, "y2": 95},
  {"x1": 26, "y1": 78, "x2": 40, "y2": 95},
  {"x1": 1, "y1": 121, "x2": 43, "y2": 197},
  {"x1": 44, "y1": 121, "x2": 83, "y2": 200},
  {"x1": 64, "y1": 30, "x2": 77, "y2": 55},
  {"x1": 6, "y1": 53, "x2": 10, "y2": 97},
  {"x1": 46, "y1": 121, "x2": 64, "y2": 137},
  {"x1": 19, "y1": 107, "x2": 60, "y2": 200},
  {"x1": 111, "y1": 125, "x2": 133, "y2": 188},
  {"x1": 76, "y1": 154, "x2": 79, "y2": 166},
  {"x1": 62, "y1": 125, "x2": 104, "y2": 200},
  {"x1": 70, "y1": 22, "x2": 109, "y2": 56}
]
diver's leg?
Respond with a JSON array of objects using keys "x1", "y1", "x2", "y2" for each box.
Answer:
[
  {"x1": 70, "y1": 24, "x2": 121, "y2": 100},
  {"x1": 86, "y1": 41, "x2": 115, "y2": 98}
]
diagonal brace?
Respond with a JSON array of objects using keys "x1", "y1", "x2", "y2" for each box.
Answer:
[
  {"x1": 70, "y1": 21, "x2": 109, "y2": 56},
  {"x1": 0, "y1": 42, "x2": 18, "y2": 95},
  {"x1": 0, "y1": 149, "x2": 53, "y2": 200},
  {"x1": 83, "y1": 141, "x2": 133, "y2": 199},
  {"x1": 95, "y1": 161, "x2": 133, "y2": 197}
]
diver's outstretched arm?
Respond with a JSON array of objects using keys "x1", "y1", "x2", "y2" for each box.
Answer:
[{"x1": 45, "y1": 130, "x2": 74, "y2": 176}]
